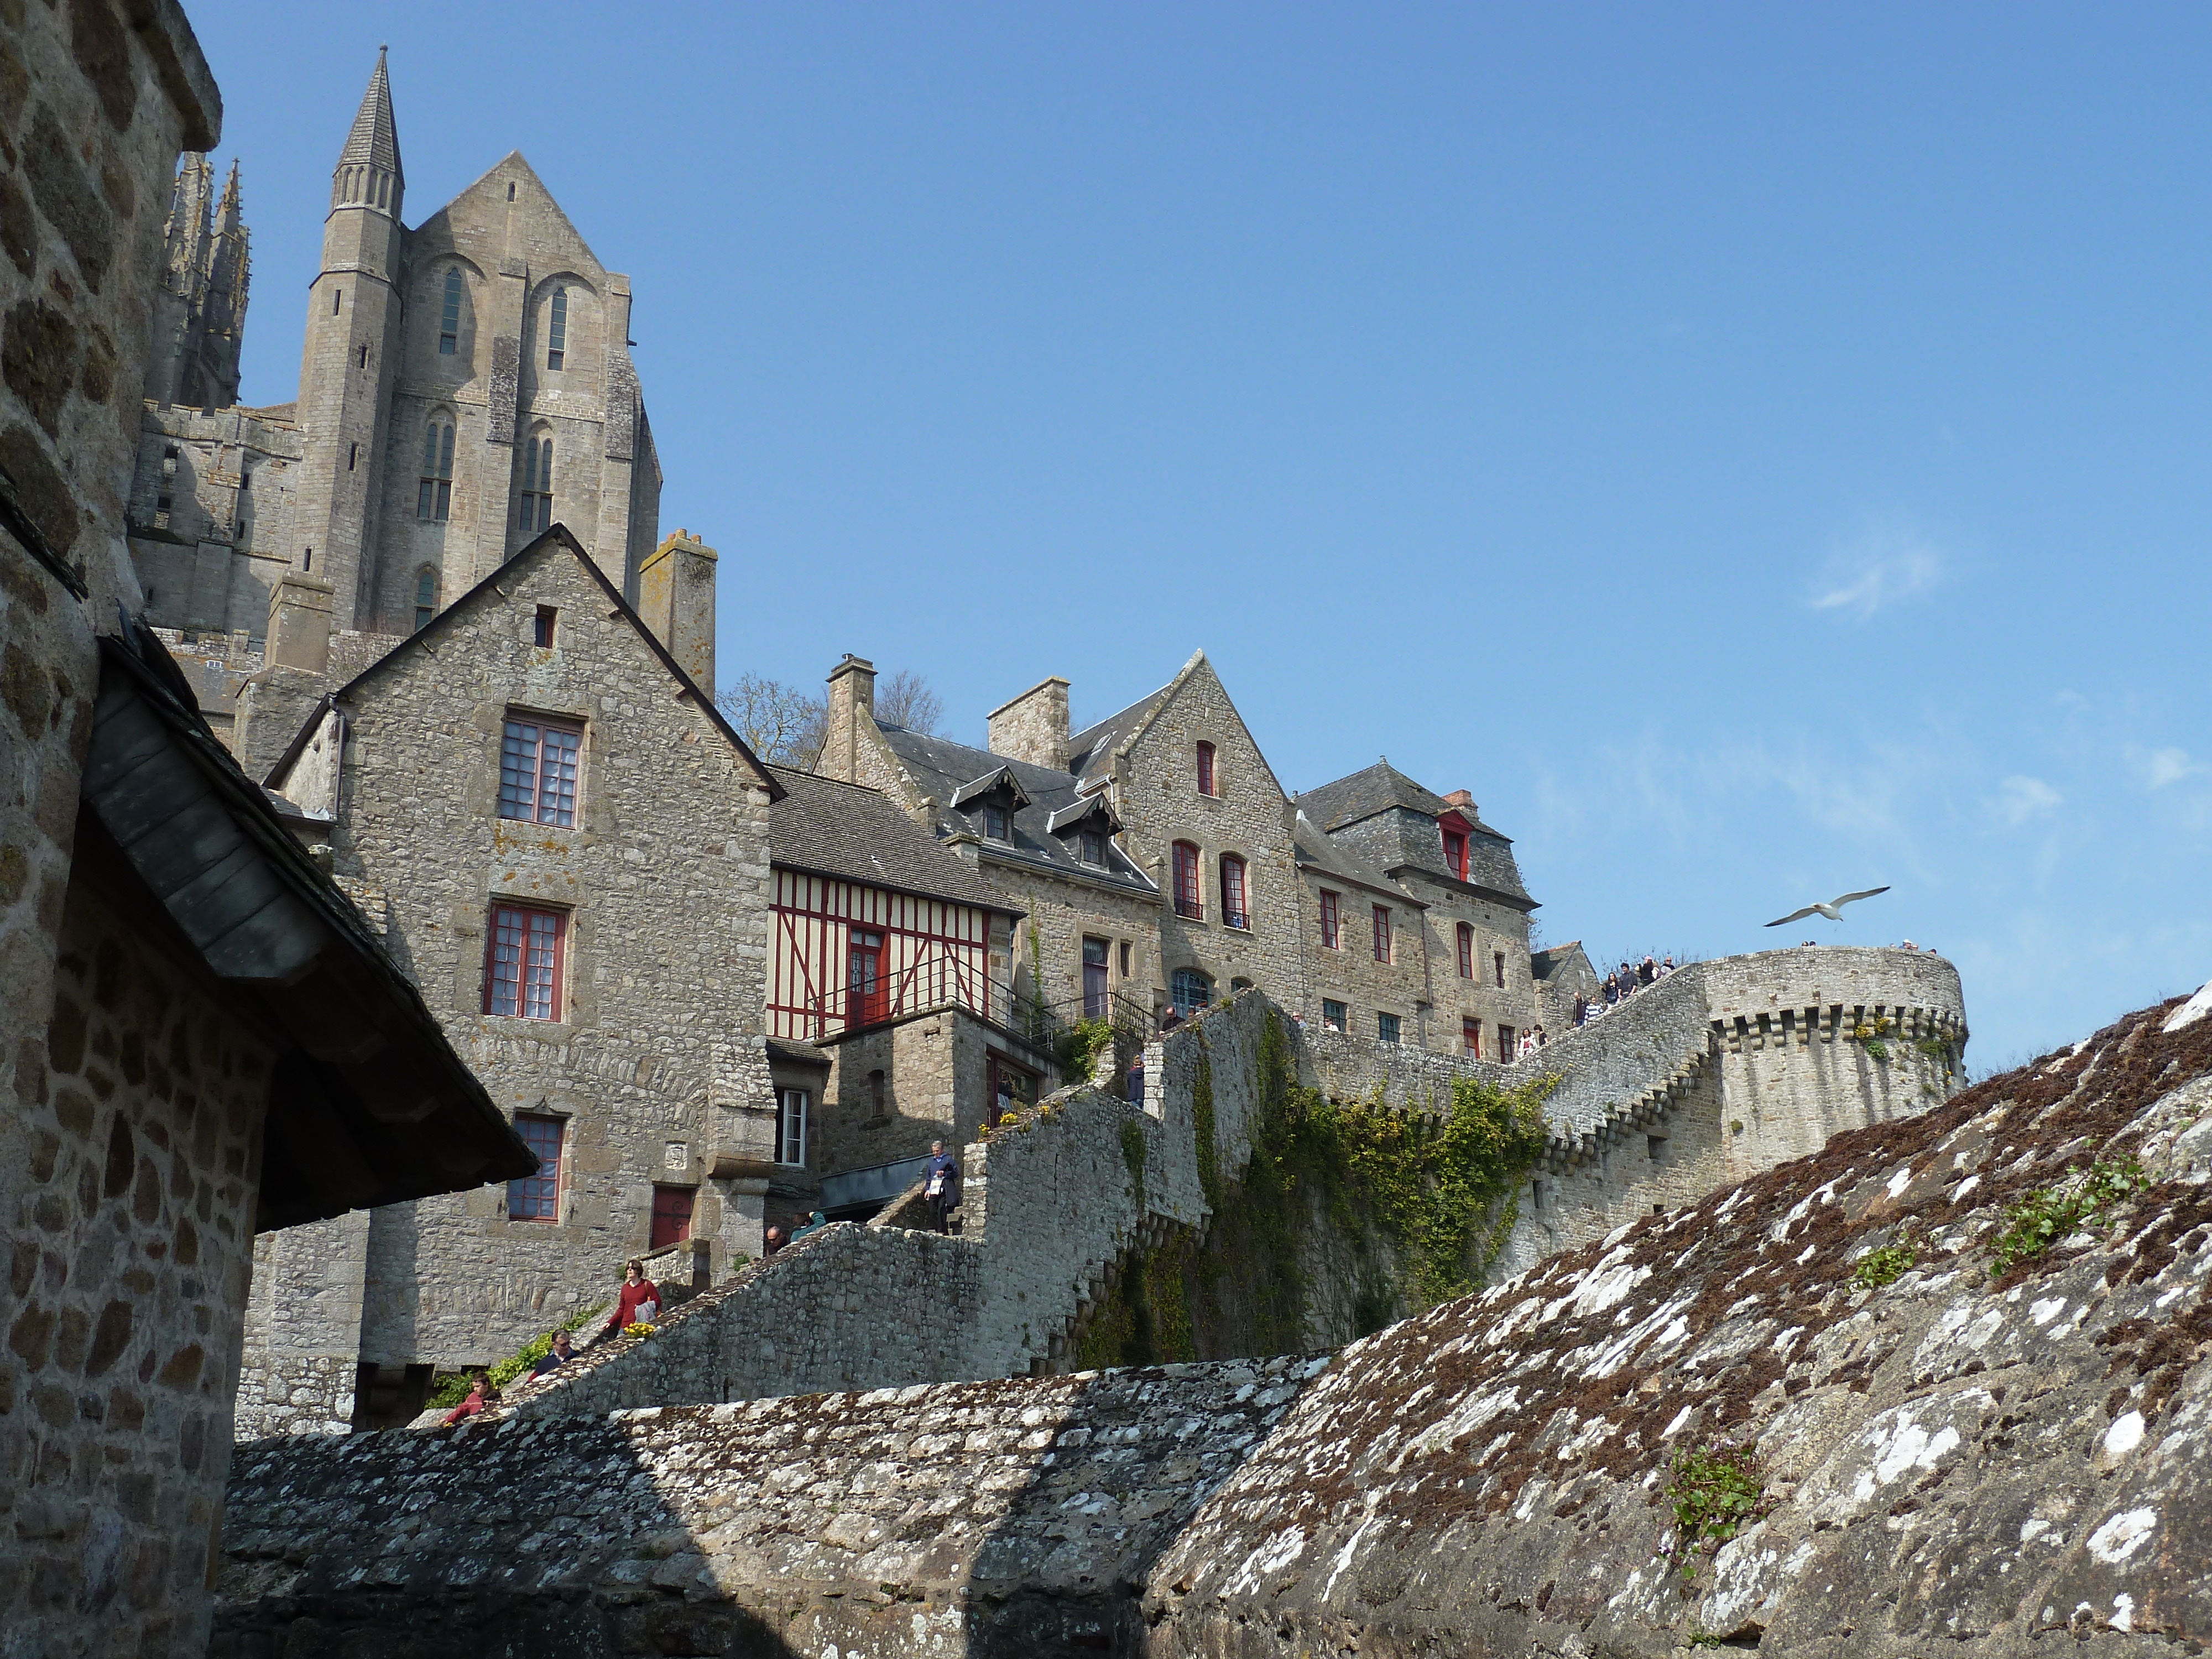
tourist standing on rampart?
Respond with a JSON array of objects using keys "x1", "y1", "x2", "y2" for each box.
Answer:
[
  {"x1": 925, "y1": 1140, "x2": 961, "y2": 1234},
  {"x1": 598, "y1": 1259, "x2": 661, "y2": 1343}
]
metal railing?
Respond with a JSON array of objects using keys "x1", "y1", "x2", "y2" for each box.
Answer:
[{"x1": 1174, "y1": 896, "x2": 1204, "y2": 921}]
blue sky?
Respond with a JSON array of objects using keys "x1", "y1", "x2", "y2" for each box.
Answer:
[{"x1": 192, "y1": 4, "x2": 2211, "y2": 1070}]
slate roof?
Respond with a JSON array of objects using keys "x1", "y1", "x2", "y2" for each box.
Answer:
[
  {"x1": 1531, "y1": 942, "x2": 1589, "y2": 983},
  {"x1": 339, "y1": 48, "x2": 403, "y2": 181},
  {"x1": 874, "y1": 727, "x2": 1156, "y2": 896},
  {"x1": 766, "y1": 765, "x2": 1022, "y2": 916},
  {"x1": 1068, "y1": 685, "x2": 1171, "y2": 782},
  {"x1": 1297, "y1": 759, "x2": 1533, "y2": 910},
  {"x1": 1292, "y1": 812, "x2": 1422, "y2": 906}
]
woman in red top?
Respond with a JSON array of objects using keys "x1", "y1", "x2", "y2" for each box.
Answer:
[{"x1": 601, "y1": 1258, "x2": 660, "y2": 1340}]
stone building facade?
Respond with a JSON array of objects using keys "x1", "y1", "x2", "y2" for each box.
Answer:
[
  {"x1": 124, "y1": 49, "x2": 662, "y2": 731},
  {"x1": 0, "y1": 9, "x2": 533, "y2": 1652},
  {"x1": 245, "y1": 525, "x2": 779, "y2": 1425}
]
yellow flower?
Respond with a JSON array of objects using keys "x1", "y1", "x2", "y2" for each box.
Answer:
[{"x1": 623, "y1": 1322, "x2": 656, "y2": 1338}]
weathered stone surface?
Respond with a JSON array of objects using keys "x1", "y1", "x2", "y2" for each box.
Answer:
[
  {"x1": 1140, "y1": 992, "x2": 2212, "y2": 1656},
  {"x1": 213, "y1": 1353, "x2": 1327, "y2": 1657}
]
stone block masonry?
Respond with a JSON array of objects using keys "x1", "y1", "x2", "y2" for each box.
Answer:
[{"x1": 215, "y1": 1353, "x2": 1328, "y2": 1658}]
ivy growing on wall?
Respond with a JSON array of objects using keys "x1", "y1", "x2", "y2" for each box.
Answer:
[{"x1": 1076, "y1": 1011, "x2": 1551, "y2": 1369}]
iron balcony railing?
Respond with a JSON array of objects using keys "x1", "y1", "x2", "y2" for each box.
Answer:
[{"x1": 1173, "y1": 896, "x2": 1204, "y2": 921}]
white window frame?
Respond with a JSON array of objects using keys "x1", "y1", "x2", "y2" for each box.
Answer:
[{"x1": 776, "y1": 1087, "x2": 809, "y2": 1167}]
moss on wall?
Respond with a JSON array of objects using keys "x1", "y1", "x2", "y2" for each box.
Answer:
[{"x1": 1077, "y1": 1012, "x2": 1551, "y2": 1368}]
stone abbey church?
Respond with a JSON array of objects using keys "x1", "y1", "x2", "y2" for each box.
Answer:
[{"x1": 133, "y1": 53, "x2": 1618, "y2": 1434}]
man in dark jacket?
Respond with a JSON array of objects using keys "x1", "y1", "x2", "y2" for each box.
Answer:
[{"x1": 924, "y1": 1140, "x2": 959, "y2": 1234}]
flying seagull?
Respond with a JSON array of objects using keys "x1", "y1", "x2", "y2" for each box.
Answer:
[{"x1": 1765, "y1": 886, "x2": 1890, "y2": 928}]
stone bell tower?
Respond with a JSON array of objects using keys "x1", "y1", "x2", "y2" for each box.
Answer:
[{"x1": 291, "y1": 48, "x2": 406, "y2": 633}]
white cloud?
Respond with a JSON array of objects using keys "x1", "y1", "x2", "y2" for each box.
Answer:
[
  {"x1": 1994, "y1": 775, "x2": 2062, "y2": 826},
  {"x1": 2143, "y1": 747, "x2": 2202, "y2": 790},
  {"x1": 1810, "y1": 525, "x2": 1945, "y2": 619}
]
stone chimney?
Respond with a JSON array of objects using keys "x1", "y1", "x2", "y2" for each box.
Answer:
[
  {"x1": 819, "y1": 654, "x2": 877, "y2": 782},
  {"x1": 265, "y1": 566, "x2": 333, "y2": 674},
  {"x1": 986, "y1": 676, "x2": 1070, "y2": 772},
  {"x1": 638, "y1": 528, "x2": 717, "y2": 691},
  {"x1": 1443, "y1": 790, "x2": 1477, "y2": 816}
]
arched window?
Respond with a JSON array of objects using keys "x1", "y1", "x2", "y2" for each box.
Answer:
[
  {"x1": 1171, "y1": 840, "x2": 1202, "y2": 921},
  {"x1": 1170, "y1": 968, "x2": 1212, "y2": 1016},
  {"x1": 516, "y1": 431, "x2": 554, "y2": 533},
  {"x1": 416, "y1": 416, "x2": 455, "y2": 520},
  {"x1": 439, "y1": 269, "x2": 462, "y2": 356},
  {"x1": 1196, "y1": 740, "x2": 1217, "y2": 796},
  {"x1": 414, "y1": 566, "x2": 438, "y2": 632},
  {"x1": 546, "y1": 287, "x2": 567, "y2": 371},
  {"x1": 1220, "y1": 854, "x2": 1249, "y2": 930},
  {"x1": 1457, "y1": 922, "x2": 1474, "y2": 979}
]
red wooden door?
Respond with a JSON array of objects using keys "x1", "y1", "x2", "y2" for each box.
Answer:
[{"x1": 848, "y1": 929, "x2": 886, "y2": 1027}]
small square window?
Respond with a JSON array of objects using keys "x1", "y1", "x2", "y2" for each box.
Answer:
[
  {"x1": 983, "y1": 803, "x2": 1010, "y2": 842},
  {"x1": 1377, "y1": 1012, "x2": 1401, "y2": 1044},
  {"x1": 1322, "y1": 999, "x2": 1347, "y2": 1033}
]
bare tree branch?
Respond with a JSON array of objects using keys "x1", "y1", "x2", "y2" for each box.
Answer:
[
  {"x1": 715, "y1": 674, "x2": 826, "y2": 767},
  {"x1": 875, "y1": 669, "x2": 943, "y2": 737}
]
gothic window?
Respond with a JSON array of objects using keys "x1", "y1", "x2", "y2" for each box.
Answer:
[
  {"x1": 413, "y1": 566, "x2": 437, "y2": 632},
  {"x1": 508, "y1": 1114, "x2": 564, "y2": 1220},
  {"x1": 517, "y1": 431, "x2": 554, "y2": 533},
  {"x1": 1319, "y1": 888, "x2": 1339, "y2": 949},
  {"x1": 1220, "y1": 854, "x2": 1250, "y2": 930},
  {"x1": 499, "y1": 716, "x2": 583, "y2": 826},
  {"x1": 485, "y1": 904, "x2": 565, "y2": 1020},
  {"x1": 547, "y1": 287, "x2": 567, "y2": 371},
  {"x1": 1171, "y1": 841, "x2": 1202, "y2": 920},
  {"x1": 439, "y1": 268, "x2": 462, "y2": 355},
  {"x1": 416, "y1": 416, "x2": 455, "y2": 520}
]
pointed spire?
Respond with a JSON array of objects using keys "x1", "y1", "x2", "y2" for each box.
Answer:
[
  {"x1": 215, "y1": 158, "x2": 242, "y2": 228},
  {"x1": 337, "y1": 45, "x2": 403, "y2": 186}
]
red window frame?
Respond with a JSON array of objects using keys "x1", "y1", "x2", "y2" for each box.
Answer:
[
  {"x1": 499, "y1": 714, "x2": 582, "y2": 826},
  {"x1": 508, "y1": 1114, "x2": 564, "y2": 1221},
  {"x1": 650, "y1": 1183, "x2": 694, "y2": 1251},
  {"x1": 486, "y1": 903, "x2": 566, "y2": 1020},
  {"x1": 1499, "y1": 1023, "x2": 1515, "y2": 1058},
  {"x1": 1196, "y1": 741, "x2": 1217, "y2": 797},
  {"x1": 1463, "y1": 1018, "x2": 1482, "y2": 1058},
  {"x1": 1372, "y1": 905, "x2": 1391, "y2": 963},
  {"x1": 1443, "y1": 830, "x2": 1468, "y2": 880},
  {"x1": 1172, "y1": 841, "x2": 1203, "y2": 920},
  {"x1": 1220, "y1": 854, "x2": 1249, "y2": 930},
  {"x1": 1457, "y1": 922, "x2": 1474, "y2": 979}
]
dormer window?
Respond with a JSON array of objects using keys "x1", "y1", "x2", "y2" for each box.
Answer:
[
  {"x1": 1443, "y1": 829, "x2": 1468, "y2": 880},
  {"x1": 1079, "y1": 828, "x2": 1105, "y2": 865},
  {"x1": 983, "y1": 804, "x2": 1010, "y2": 842}
]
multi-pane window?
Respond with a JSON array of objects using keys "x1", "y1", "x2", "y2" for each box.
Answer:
[
  {"x1": 775, "y1": 1088, "x2": 808, "y2": 1166},
  {"x1": 547, "y1": 286, "x2": 567, "y2": 370},
  {"x1": 1463, "y1": 1018, "x2": 1482, "y2": 1057},
  {"x1": 507, "y1": 1113, "x2": 564, "y2": 1220},
  {"x1": 486, "y1": 904, "x2": 564, "y2": 1020},
  {"x1": 1378, "y1": 1012, "x2": 1401, "y2": 1044},
  {"x1": 1171, "y1": 841, "x2": 1202, "y2": 920},
  {"x1": 1457, "y1": 922, "x2": 1474, "y2": 979},
  {"x1": 982, "y1": 804, "x2": 1010, "y2": 842},
  {"x1": 1079, "y1": 828, "x2": 1105, "y2": 865},
  {"x1": 416, "y1": 418, "x2": 455, "y2": 520},
  {"x1": 1319, "y1": 889, "x2": 1339, "y2": 950},
  {"x1": 1322, "y1": 998, "x2": 1347, "y2": 1032},
  {"x1": 1372, "y1": 905, "x2": 1392, "y2": 963},
  {"x1": 1196, "y1": 741, "x2": 1217, "y2": 796},
  {"x1": 1170, "y1": 967, "x2": 1212, "y2": 1016},
  {"x1": 1494, "y1": 951, "x2": 1507, "y2": 989},
  {"x1": 1082, "y1": 937, "x2": 1110, "y2": 1020},
  {"x1": 517, "y1": 432, "x2": 554, "y2": 533},
  {"x1": 649, "y1": 1184, "x2": 693, "y2": 1250},
  {"x1": 1499, "y1": 1024, "x2": 1516, "y2": 1059},
  {"x1": 1443, "y1": 830, "x2": 1468, "y2": 880},
  {"x1": 413, "y1": 566, "x2": 437, "y2": 633},
  {"x1": 499, "y1": 716, "x2": 582, "y2": 826},
  {"x1": 1220, "y1": 854, "x2": 1249, "y2": 930},
  {"x1": 439, "y1": 268, "x2": 462, "y2": 355}
]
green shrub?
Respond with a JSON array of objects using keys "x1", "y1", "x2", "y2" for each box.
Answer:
[
  {"x1": 1853, "y1": 1234, "x2": 1917, "y2": 1289},
  {"x1": 427, "y1": 1299, "x2": 608, "y2": 1408},
  {"x1": 1662, "y1": 1443, "x2": 1767, "y2": 1581},
  {"x1": 1057, "y1": 1018, "x2": 1117, "y2": 1084},
  {"x1": 1990, "y1": 1152, "x2": 2148, "y2": 1275}
]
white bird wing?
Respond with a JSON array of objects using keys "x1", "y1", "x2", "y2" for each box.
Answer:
[
  {"x1": 1765, "y1": 905, "x2": 1819, "y2": 927},
  {"x1": 1831, "y1": 886, "x2": 1891, "y2": 908}
]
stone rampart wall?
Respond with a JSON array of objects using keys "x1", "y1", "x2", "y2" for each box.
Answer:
[{"x1": 234, "y1": 1211, "x2": 366, "y2": 1437}]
